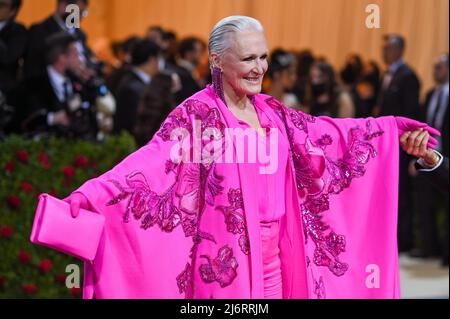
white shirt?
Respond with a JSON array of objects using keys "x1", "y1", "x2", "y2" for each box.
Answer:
[
  {"x1": 417, "y1": 150, "x2": 444, "y2": 172},
  {"x1": 133, "y1": 68, "x2": 152, "y2": 85},
  {"x1": 46, "y1": 66, "x2": 73, "y2": 126},
  {"x1": 427, "y1": 82, "x2": 449, "y2": 128},
  {"x1": 0, "y1": 21, "x2": 7, "y2": 32},
  {"x1": 382, "y1": 59, "x2": 405, "y2": 91},
  {"x1": 47, "y1": 66, "x2": 72, "y2": 102},
  {"x1": 426, "y1": 82, "x2": 449, "y2": 152}
]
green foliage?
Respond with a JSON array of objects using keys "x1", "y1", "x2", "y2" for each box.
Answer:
[{"x1": 0, "y1": 133, "x2": 136, "y2": 298}]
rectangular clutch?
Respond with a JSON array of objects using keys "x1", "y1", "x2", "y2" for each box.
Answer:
[{"x1": 30, "y1": 193, "x2": 105, "y2": 261}]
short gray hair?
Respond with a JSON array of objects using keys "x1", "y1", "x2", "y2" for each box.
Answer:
[{"x1": 208, "y1": 15, "x2": 264, "y2": 63}]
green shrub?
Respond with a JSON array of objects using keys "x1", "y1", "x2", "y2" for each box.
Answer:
[{"x1": 0, "y1": 133, "x2": 136, "y2": 298}]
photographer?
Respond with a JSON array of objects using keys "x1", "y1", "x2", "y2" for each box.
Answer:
[{"x1": 21, "y1": 32, "x2": 98, "y2": 139}]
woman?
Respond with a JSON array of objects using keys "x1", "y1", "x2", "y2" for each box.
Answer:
[
  {"x1": 58, "y1": 16, "x2": 439, "y2": 299},
  {"x1": 306, "y1": 61, "x2": 355, "y2": 118},
  {"x1": 266, "y1": 49, "x2": 301, "y2": 110}
]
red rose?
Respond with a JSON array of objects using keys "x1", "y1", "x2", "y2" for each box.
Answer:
[
  {"x1": 4, "y1": 161, "x2": 15, "y2": 172},
  {"x1": 20, "y1": 182, "x2": 33, "y2": 193},
  {"x1": 18, "y1": 249, "x2": 32, "y2": 264},
  {"x1": 38, "y1": 153, "x2": 51, "y2": 170},
  {"x1": 62, "y1": 166, "x2": 76, "y2": 178},
  {"x1": 71, "y1": 287, "x2": 81, "y2": 296},
  {"x1": 90, "y1": 161, "x2": 98, "y2": 169},
  {"x1": 39, "y1": 259, "x2": 53, "y2": 274},
  {"x1": 16, "y1": 150, "x2": 29, "y2": 164},
  {"x1": 74, "y1": 155, "x2": 89, "y2": 168},
  {"x1": 49, "y1": 189, "x2": 58, "y2": 197},
  {"x1": 6, "y1": 195, "x2": 21, "y2": 209},
  {"x1": 23, "y1": 284, "x2": 38, "y2": 294},
  {"x1": 0, "y1": 276, "x2": 5, "y2": 289},
  {"x1": 0, "y1": 225, "x2": 13, "y2": 239},
  {"x1": 55, "y1": 274, "x2": 67, "y2": 284}
]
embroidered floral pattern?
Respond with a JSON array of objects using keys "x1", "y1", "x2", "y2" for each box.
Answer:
[
  {"x1": 313, "y1": 275, "x2": 326, "y2": 299},
  {"x1": 266, "y1": 97, "x2": 384, "y2": 281},
  {"x1": 157, "y1": 107, "x2": 192, "y2": 142},
  {"x1": 106, "y1": 99, "x2": 237, "y2": 297},
  {"x1": 217, "y1": 188, "x2": 250, "y2": 255},
  {"x1": 325, "y1": 121, "x2": 384, "y2": 195},
  {"x1": 266, "y1": 97, "x2": 315, "y2": 133},
  {"x1": 176, "y1": 263, "x2": 192, "y2": 294},
  {"x1": 106, "y1": 171, "x2": 182, "y2": 232},
  {"x1": 199, "y1": 245, "x2": 239, "y2": 288}
]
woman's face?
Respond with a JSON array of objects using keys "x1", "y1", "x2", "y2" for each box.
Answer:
[
  {"x1": 310, "y1": 65, "x2": 325, "y2": 85},
  {"x1": 217, "y1": 29, "x2": 269, "y2": 97},
  {"x1": 279, "y1": 63, "x2": 297, "y2": 90}
]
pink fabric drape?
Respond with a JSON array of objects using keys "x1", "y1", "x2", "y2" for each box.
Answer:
[{"x1": 52, "y1": 85, "x2": 401, "y2": 298}]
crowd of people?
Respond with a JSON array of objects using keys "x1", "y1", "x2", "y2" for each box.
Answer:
[{"x1": 0, "y1": 0, "x2": 448, "y2": 266}]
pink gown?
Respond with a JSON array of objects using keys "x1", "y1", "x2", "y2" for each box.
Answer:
[
  {"x1": 34, "y1": 85, "x2": 403, "y2": 298},
  {"x1": 219, "y1": 96, "x2": 289, "y2": 298}
]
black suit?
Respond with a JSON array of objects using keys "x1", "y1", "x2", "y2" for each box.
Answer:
[
  {"x1": 379, "y1": 63, "x2": 421, "y2": 118},
  {"x1": 378, "y1": 62, "x2": 421, "y2": 252},
  {"x1": 0, "y1": 21, "x2": 27, "y2": 94},
  {"x1": 113, "y1": 70, "x2": 149, "y2": 136},
  {"x1": 106, "y1": 63, "x2": 132, "y2": 98},
  {"x1": 20, "y1": 70, "x2": 95, "y2": 139},
  {"x1": 24, "y1": 15, "x2": 91, "y2": 79},
  {"x1": 423, "y1": 88, "x2": 449, "y2": 157},
  {"x1": 413, "y1": 87, "x2": 449, "y2": 263},
  {"x1": 173, "y1": 65, "x2": 202, "y2": 105}
]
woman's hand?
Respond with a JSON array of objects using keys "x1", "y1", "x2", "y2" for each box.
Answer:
[
  {"x1": 63, "y1": 192, "x2": 91, "y2": 218},
  {"x1": 395, "y1": 117, "x2": 440, "y2": 149},
  {"x1": 400, "y1": 130, "x2": 441, "y2": 167}
]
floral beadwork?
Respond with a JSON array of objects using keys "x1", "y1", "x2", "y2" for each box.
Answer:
[
  {"x1": 266, "y1": 97, "x2": 315, "y2": 133},
  {"x1": 199, "y1": 245, "x2": 239, "y2": 288},
  {"x1": 266, "y1": 97, "x2": 384, "y2": 280},
  {"x1": 107, "y1": 99, "x2": 235, "y2": 298},
  {"x1": 217, "y1": 188, "x2": 250, "y2": 255},
  {"x1": 313, "y1": 275, "x2": 326, "y2": 299},
  {"x1": 176, "y1": 263, "x2": 192, "y2": 295},
  {"x1": 325, "y1": 121, "x2": 384, "y2": 195},
  {"x1": 106, "y1": 171, "x2": 182, "y2": 232}
]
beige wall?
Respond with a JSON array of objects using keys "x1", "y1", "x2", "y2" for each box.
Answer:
[{"x1": 17, "y1": 0, "x2": 449, "y2": 98}]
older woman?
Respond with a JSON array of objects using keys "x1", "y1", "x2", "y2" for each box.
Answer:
[{"x1": 55, "y1": 16, "x2": 439, "y2": 299}]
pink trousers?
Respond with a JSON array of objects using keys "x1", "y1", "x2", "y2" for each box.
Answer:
[{"x1": 260, "y1": 220, "x2": 283, "y2": 299}]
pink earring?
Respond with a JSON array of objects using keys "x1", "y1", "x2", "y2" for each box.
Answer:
[{"x1": 212, "y1": 66, "x2": 226, "y2": 105}]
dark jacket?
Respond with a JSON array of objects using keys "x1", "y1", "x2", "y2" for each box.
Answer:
[
  {"x1": 423, "y1": 88, "x2": 449, "y2": 157},
  {"x1": 113, "y1": 70, "x2": 149, "y2": 135},
  {"x1": 379, "y1": 63, "x2": 421, "y2": 119},
  {"x1": 173, "y1": 64, "x2": 202, "y2": 105},
  {"x1": 0, "y1": 21, "x2": 27, "y2": 93}
]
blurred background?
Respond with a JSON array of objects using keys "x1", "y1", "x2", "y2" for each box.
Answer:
[{"x1": 0, "y1": 0, "x2": 448, "y2": 298}]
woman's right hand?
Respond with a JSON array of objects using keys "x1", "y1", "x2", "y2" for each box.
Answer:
[{"x1": 63, "y1": 192, "x2": 91, "y2": 218}]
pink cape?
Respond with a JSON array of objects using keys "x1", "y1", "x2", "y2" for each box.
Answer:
[{"x1": 68, "y1": 85, "x2": 400, "y2": 299}]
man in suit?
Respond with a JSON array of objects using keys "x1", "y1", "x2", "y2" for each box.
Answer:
[
  {"x1": 22, "y1": 32, "x2": 94, "y2": 139},
  {"x1": 113, "y1": 39, "x2": 162, "y2": 137},
  {"x1": 0, "y1": 0, "x2": 26, "y2": 93},
  {"x1": 23, "y1": 0, "x2": 91, "y2": 80},
  {"x1": 375, "y1": 34, "x2": 421, "y2": 253},
  {"x1": 412, "y1": 53, "x2": 449, "y2": 266},
  {"x1": 0, "y1": 0, "x2": 27, "y2": 133},
  {"x1": 172, "y1": 37, "x2": 206, "y2": 104}
]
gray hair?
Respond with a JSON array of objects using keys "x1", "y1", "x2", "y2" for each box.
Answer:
[{"x1": 208, "y1": 15, "x2": 264, "y2": 63}]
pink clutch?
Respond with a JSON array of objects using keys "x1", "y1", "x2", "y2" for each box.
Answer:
[{"x1": 30, "y1": 193, "x2": 105, "y2": 261}]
